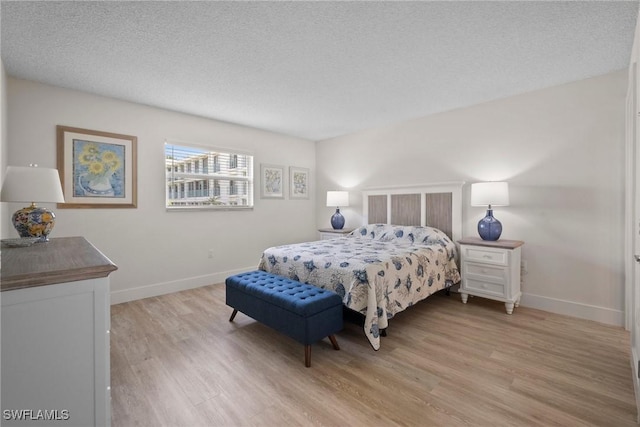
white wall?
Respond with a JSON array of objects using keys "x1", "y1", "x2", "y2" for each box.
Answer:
[
  {"x1": 5, "y1": 72, "x2": 628, "y2": 324},
  {"x1": 0, "y1": 59, "x2": 5, "y2": 410},
  {"x1": 1, "y1": 60, "x2": 8, "y2": 239},
  {"x1": 316, "y1": 70, "x2": 627, "y2": 326},
  {"x1": 6, "y1": 78, "x2": 316, "y2": 303}
]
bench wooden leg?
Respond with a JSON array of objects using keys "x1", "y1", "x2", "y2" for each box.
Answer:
[
  {"x1": 328, "y1": 334, "x2": 340, "y2": 351},
  {"x1": 229, "y1": 309, "x2": 238, "y2": 322},
  {"x1": 304, "y1": 345, "x2": 311, "y2": 368}
]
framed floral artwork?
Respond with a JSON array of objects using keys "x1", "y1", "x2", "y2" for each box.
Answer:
[
  {"x1": 289, "y1": 166, "x2": 309, "y2": 199},
  {"x1": 260, "y1": 164, "x2": 285, "y2": 199},
  {"x1": 57, "y1": 125, "x2": 137, "y2": 208}
]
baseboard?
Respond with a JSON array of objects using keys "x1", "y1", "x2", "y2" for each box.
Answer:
[
  {"x1": 109, "y1": 266, "x2": 255, "y2": 305},
  {"x1": 519, "y1": 292, "x2": 624, "y2": 327}
]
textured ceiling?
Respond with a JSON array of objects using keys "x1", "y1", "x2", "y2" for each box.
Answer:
[{"x1": 1, "y1": 1, "x2": 639, "y2": 141}]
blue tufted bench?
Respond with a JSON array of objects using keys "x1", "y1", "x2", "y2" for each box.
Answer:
[{"x1": 225, "y1": 270, "x2": 343, "y2": 367}]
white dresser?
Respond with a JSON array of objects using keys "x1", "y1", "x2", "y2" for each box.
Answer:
[
  {"x1": 457, "y1": 237, "x2": 524, "y2": 314},
  {"x1": 1, "y1": 237, "x2": 117, "y2": 426}
]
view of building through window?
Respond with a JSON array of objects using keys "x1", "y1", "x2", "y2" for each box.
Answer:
[{"x1": 165, "y1": 143, "x2": 253, "y2": 208}]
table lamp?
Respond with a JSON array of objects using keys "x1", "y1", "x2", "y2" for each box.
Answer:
[
  {"x1": 0, "y1": 164, "x2": 65, "y2": 242},
  {"x1": 326, "y1": 190, "x2": 349, "y2": 230},
  {"x1": 470, "y1": 182, "x2": 509, "y2": 241}
]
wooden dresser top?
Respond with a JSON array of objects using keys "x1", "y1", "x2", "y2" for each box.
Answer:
[{"x1": 1, "y1": 236, "x2": 118, "y2": 292}]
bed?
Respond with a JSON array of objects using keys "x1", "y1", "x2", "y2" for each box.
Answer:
[{"x1": 258, "y1": 183, "x2": 464, "y2": 350}]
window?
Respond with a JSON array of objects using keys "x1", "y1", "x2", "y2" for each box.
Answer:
[{"x1": 165, "y1": 142, "x2": 253, "y2": 209}]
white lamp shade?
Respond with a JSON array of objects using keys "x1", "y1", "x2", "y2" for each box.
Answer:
[
  {"x1": 326, "y1": 190, "x2": 349, "y2": 207},
  {"x1": 470, "y1": 182, "x2": 509, "y2": 207},
  {"x1": 0, "y1": 166, "x2": 65, "y2": 204}
]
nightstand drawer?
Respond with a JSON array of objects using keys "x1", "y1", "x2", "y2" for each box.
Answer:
[
  {"x1": 462, "y1": 246, "x2": 508, "y2": 266},
  {"x1": 464, "y1": 262, "x2": 508, "y2": 284},
  {"x1": 464, "y1": 278, "x2": 505, "y2": 297},
  {"x1": 318, "y1": 228, "x2": 354, "y2": 240}
]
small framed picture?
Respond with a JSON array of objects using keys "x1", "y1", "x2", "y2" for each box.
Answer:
[
  {"x1": 260, "y1": 164, "x2": 285, "y2": 199},
  {"x1": 57, "y1": 125, "x2": 137, "y2": 208},
  {"x1": 289, "y1": 166, "x2": 309, "y2": 199}
]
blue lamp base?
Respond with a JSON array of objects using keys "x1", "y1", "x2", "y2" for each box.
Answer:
[
  {"x1": 477, "y1": 209, "x2": 502, "y2": 241},
  {"x1": 331, "y1": 208, "x2": 345, "y2": 230}
]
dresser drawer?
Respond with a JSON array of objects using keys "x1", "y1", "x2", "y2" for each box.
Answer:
[
  {"x1": 463, "y1": 262, "x2": 508, "y2": 284},
  {"x1": 463, "y1": 278, "x2": 506, "y2": 297},
  {"x1": 462, "y1": 246, "x2": 508, "y2": 266}
]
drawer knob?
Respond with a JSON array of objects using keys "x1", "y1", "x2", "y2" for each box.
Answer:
[
  {"x1": 483, "y1": 255, "x2": 492, "y2": 259},
  {"x1": 481, "y1": 269, "x2": 488, "y2": 274},
  {"x1": 481, "y1": 283, "x2": 487, "y2": 289}
]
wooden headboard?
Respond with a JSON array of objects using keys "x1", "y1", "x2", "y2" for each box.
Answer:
[{"x1": 361, "y1": 182, "x2": 464, "y2": 241}]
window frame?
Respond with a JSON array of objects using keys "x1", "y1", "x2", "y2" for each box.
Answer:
[{"x1": 165, "y1": 141, "x2": 254, "y2": 211}]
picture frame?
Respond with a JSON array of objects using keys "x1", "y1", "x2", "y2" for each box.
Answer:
[
  {"x1": 289, "y1": 166, "x2": 310, "y2": 199},
  {"x1": 57, "y1": 125, "x2": 137, "y2": 208},
  {"x1": 260, "y1": 164, "x2": 285, "y2": 199}
]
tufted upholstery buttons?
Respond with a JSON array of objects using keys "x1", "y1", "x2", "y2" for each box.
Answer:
[
  {"x1": 225, "y1": 270, "x2": 343, "y2": 367},
  {"x1": 226, "y1": 270, "x2": 342, "y2": 316}
]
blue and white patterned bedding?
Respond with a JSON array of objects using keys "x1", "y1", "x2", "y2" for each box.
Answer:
[{"x1": 257, "y1": 224, "x2": 461, "y2": 350}]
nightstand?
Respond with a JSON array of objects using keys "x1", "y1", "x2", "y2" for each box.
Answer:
[
  {"x1": 457, "y1": 237, "x2": 524, "y2": 314},
  {"x1": 318, "y1": 228, "x2": 355, "y2": 240}
]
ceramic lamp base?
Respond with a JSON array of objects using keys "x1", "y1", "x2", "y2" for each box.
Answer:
[
  {"x1": 331, "y1": 208, "x2": 345, "y2": 230},
  {"x1": 12, "y1": 203, "x2": 56, "y2": 242},
  {"x1": 477, "y1": 208, "x2": 502, "y2": 241}
]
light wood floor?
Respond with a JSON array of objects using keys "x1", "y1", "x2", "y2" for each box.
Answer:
[{"x1": 111, "y1": 284, "x2": 638, "y2": 426}]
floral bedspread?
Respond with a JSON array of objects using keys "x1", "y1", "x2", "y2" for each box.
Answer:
[{"x1": 257, "y1": 224, "x2": 461, "y2": 350}]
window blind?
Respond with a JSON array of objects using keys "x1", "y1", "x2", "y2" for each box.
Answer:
[{"x1": 165, "y1": 143, "x2": 253, "y2": 209}]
